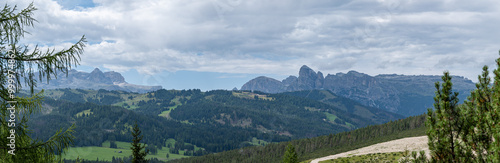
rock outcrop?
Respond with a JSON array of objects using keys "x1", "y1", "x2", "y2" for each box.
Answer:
[
  {"x1": 34, "y1": 68, "x2": 162, "y2": 93},
  {"x1": 241, "y1": 66, "x2": 476, "y2": 116}
]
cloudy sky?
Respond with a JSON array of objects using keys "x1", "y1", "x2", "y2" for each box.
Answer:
[{"x1": 7, "y1": 0, "x2": 500, "y2": 90}]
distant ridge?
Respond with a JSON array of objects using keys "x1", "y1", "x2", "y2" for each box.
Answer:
[
  {"x1": 34, "y1": 68, "x2": 162, "y2": 93},
  {"x1": 241, "y1": 65, "x2": 476, "y2": 116}
]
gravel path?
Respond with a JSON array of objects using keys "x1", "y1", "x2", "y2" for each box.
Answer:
[{"x1": 310, "y1": 136, "x2": 429, "y2": 163}]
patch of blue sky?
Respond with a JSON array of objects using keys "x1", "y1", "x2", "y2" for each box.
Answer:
[{"x1": 54, "y1": 0, "x2": 95, "y2": 10}]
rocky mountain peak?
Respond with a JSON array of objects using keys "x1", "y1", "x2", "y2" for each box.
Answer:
[
  {"x1": 240, "y1": 76, "x2": 285, "y2": 93},
  {"x1": 104, "y1": 71, "x2": 126, "y2": 83},
  {"x1": 295, "y1": 65, "x2": 323, "y2": 90},
  {"x1": 240, "y1": 65, "x2": 476, "y2": 116},
  {"x1": 299, "y1": 65, "x2": 315, "y2": 77},
  {"x1": 282, "y1": 76, "x2": 298, "y2": 86},
  {"x1": 34, "y1": 68, "x2": 162, "y2": 93},
  {"x1": 346, "y1": 70, "x2": 367, "y2": 77},
  {"x1": 88, "y1": 68, "x2": 112, "y2": 84},
  {"x1": 91, "y1": 68, "x2": 103, "y2": 74}
]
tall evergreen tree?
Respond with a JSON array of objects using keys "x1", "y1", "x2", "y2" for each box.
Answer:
[
  {"x1": 131, "y1": 121, "x2": 148, "y2": 163},
  {"x1": 0, "y1": 2, "x2": 85, "y2": 162},
  {"x1": 282, "y1": 143, "x2": 298, "y2": 163},
  {"x1": 426, "y1": 71, "x2": 463, "y2": 162}
]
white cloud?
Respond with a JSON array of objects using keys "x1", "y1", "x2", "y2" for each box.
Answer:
[{"x1": 6, "y1": 0, "x2": 500, "y2": 82}]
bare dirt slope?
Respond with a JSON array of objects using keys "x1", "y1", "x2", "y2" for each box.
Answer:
[{"x1": 310, "y1": 136, "x2": 429, "y2": 163}]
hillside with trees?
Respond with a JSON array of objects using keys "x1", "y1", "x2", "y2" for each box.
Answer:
[
  {"x1": 18, "y1": 86, "x2": 405, "y2": 162},
  {"x1": 168, "y1": 114, "x2": 426, "y2": 163}
]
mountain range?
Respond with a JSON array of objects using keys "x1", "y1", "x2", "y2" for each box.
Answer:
[
  {"x1": 34, "y1": 68, "x2": 162, "y2": 93},
  {"x1": 241, "y1": 65, "x2": 476, "y2": 116}
]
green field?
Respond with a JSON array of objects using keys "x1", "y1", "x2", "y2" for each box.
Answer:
[
  {"x1": 112, "y1": 93, "x2": 151, "y2": 110},
  {"x1": 62, "y1": 139, "x2": 198, "y2": 161},
  {"x1": 247, "y1": 137, "x2": 270, "y2": 146},
  {"x1": 324, "y1": 112, "x2": 338, "y2": 122},
  {"x1": 75, "y1": 109, "x2": 93, "y2": 118},
  {"x1": 232, "y1": 91, "x2": 275, "y2": 101},
  {"x1": 158, "y1": 96, "x2": 183, "y2": 118}
]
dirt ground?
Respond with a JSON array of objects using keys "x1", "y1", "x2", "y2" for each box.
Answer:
[{"x1": 310, "y1": 136, "x2": 429, "y2": 163}]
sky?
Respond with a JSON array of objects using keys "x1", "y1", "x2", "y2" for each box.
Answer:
[{"x1": 6, "y1": 0, "x2": 500, "y2": 90}]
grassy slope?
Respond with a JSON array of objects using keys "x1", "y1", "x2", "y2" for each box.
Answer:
[{"x1": 62, "y1": 139, "x2": 200, "y2": 161}]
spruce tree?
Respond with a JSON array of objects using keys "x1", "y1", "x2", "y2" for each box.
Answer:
[
  {"x1": 131, "y1": 121, "x2": 148, "y2": 163},
  {"x1": 282, "y1": 143, "x2": 298, "y2": 163},
  {"x1": 0, "y1": 2, "x2": 85, "y2": 162}
]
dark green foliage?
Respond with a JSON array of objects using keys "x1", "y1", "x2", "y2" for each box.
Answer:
[
  {"x1": 282, "y1": 143, "x2": 298, "y2": 163},
  {"x1": 110, "y1": 141, "x2": 117, "y2": 148},
  {"x1": 59, "y1": 89, "x2": 86, "y2": 103},
  {"x1": 131, "y1": 122, "x2": 148, "y2": 163}
]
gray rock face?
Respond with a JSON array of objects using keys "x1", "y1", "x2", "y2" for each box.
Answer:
[
  {"x1": 35, "y1": 68, "x2": 162, "y2": 93},
  {"x1": 277, "y1": 65, "x2": 325, "y2": 91},
  {"x1": 241, "y1": 66, "x2": 476, "y2": 116},
  {"x1": 241, "y1": 76, "x2": 285, "y2": 93},
  {"x1": 104, "y1": 71, "x2": 126, "y2": 83},
  {"x1": 88, "y1": 68, "x2": 112, "y2": 84},
  {"x1": 282, "y1": 76, "x2": 298, "y2": 87}
]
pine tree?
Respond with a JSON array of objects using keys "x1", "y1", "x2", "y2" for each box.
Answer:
[
  {"x1": 0, "y1": 2, "x2": 84, "y2": 162},
  {"x1": 427, "y1": 52, "x2": 500, "y2": 162},
  {"x1": 490, "y1": 52, "x2": 500, "y2": 161},
  {"x1": 460, "y1": 52, "x2": 500, "y2": 161},
  {"x1": 461, "y1": 65, "x2": 493, "y2": 161},
  {"x1": 131, "y1": 121, "x2": 148, "y2": 163},
  {"x1": 426, "y1": 71, "x2": 463, "y2": 162},
  {"x1": 282, "y1": 143, "x2": 298, "y2": 163}
]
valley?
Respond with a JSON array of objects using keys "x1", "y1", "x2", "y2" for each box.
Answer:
[{"x1": 26, "y1": 87, "x2": 406, "y2": 162}]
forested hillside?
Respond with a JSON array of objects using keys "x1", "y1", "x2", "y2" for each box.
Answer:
[
  {"x1": 168, "y1": 114, "x2": 426, "y2": 163},
  {"x1": 22, "y1": 87, "x2": 402, "y2": 161},
  {"x1": 30, "y1": 98, "x2": 289, "y2": 154},
  {"x1": 282, "y1": 90, "x2": 403, "y2": 124},
  {"x1": 36, "y1": 88, "x2": 400, "y2": 139}
]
